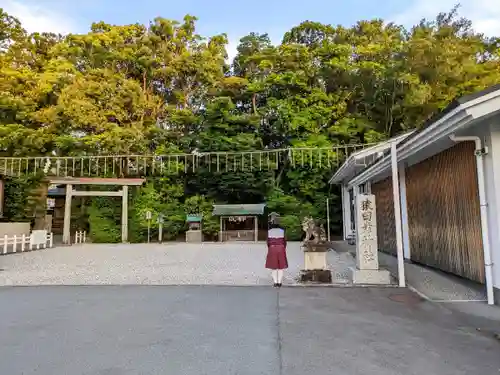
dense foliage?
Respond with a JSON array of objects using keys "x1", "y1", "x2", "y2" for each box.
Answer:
[{"x1": 1, "y1": 6, "x2": 499, "y2": 241}]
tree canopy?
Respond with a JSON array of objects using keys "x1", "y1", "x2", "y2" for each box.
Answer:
[{"x1": 1, "y1": 5, "x2": 499, "y2": 241}]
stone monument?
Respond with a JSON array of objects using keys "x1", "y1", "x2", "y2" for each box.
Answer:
[
  {"x1": 349, "y1": 194, "x2": 391, "y2": 284},
  {"x1": 300, "y1": 216, "x2": 332, "y2": 283},
  {"x1": 186, "y1": 214, "x2": 203, "y2": 243}
]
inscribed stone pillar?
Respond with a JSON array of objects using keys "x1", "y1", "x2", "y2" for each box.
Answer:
[
  {"x1": 355, "y1": 194, "x2": 379, "y2": 270},
  {"x1": 349, "y1": 193, "x2": 390, "y2": 285}
]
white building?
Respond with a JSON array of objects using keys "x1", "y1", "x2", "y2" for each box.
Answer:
[{"x1": 330, "y1": 84, "x2": 500, "y2": 305}]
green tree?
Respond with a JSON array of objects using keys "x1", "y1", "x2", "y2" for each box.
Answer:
[{"x1": 1, "y1": 7, "x2": 499, "y2": 239}]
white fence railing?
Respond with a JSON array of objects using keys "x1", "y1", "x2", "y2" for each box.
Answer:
[
  {"x1": 2, "y1": 231, "x2": 54, "y2": 255},
  {"x1": 74, "y1": 231, "x2": 87, "y2": 244}
]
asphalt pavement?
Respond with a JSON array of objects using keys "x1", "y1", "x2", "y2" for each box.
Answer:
[{"x1": 1, "y1": 286, "x2": 499, "y2": 375}]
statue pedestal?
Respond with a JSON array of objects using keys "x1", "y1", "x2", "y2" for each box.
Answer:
[
  {"x1": 301, "y1": 269, "x2": 333, "y2": 283},
  {"x1": 300, "y1": 243, "x2": 332, "y2": 283},
  {"x1": 186, "y1": 230, "x2": 202, "y2": 243},
  {"x1": 304, "y1": 252, "x2": 327, "y2": 270}
]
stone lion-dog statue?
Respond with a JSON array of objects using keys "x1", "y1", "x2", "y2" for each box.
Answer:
[{"x1": 302, "y1": 216, "x2": 327, "y2": 244}]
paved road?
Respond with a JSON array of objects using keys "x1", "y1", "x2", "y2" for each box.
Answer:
[
  {"x1": 0, "y1": 242, "x2": 355, "y2": 286},
  {"x1": 1, "y1": 286, "x2": 498, "y2": 375}
]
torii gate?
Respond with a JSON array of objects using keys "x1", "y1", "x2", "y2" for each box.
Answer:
[{"x1": 49, "y1": 177, "x2": 145, "y2": 244}]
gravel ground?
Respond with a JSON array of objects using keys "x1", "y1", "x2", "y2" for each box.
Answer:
[{"x1": 0, "y1": 242, "x2": 355, "y2": 286}]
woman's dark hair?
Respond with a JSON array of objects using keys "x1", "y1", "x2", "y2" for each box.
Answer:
[{"x1": 268, "y1": 222, "x2": 284, "y2": 230}]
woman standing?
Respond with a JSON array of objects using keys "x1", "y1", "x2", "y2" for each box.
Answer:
[{"x1": 266, "y1": 222, "x2": 288, "y2": 287}]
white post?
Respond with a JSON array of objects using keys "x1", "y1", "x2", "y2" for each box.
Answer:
[
  {"x1": 83, "y1": 231, "x2": 86, "y2": 243},
  {"x1": 13, "y1": 235, "x2": 17, "y2": 253},
  {"x1": 475, "y1": 150, "x2": 495, "y2": 305},
  {"x1": 29, "y1": 234, "x2": 33, "y2": 251},
  {"x1": 254, "y1": 216, "x2": 258, "y2": 242},
  {"x1": 366, "y1": 181, "x2": 372, "y2": 194},
  {"x1": 21, "y1": 234, "x2": 26, "y2": 252},
  {"x1": 342, "y1": 185, "x2": 352, "y2": 239},
  {"x1": 353, "y1": 185, "x2": 360, "y2": 242},
  {"x1": 341, "y1": 186, "x2": 346, "y2": 239},
  {"x1": 219, "y1": 216, "x2": 223, "y2": 242},
  {"x1": 147, "y1": 220, "x2": 151, "y2": 243},
  {"x1": 121, "y1": 186, "x2": 128, "y2": 243},
  {"x1": 326, "y1": 198, "x2": 331, "y2": 242},
  {"x1": 63, "y1": 184, "x2": 73, "y2": 244},
  {"x1": 49, "y1": 232, "x2": 53, "y2": 248},
  {"x1": 399, "y1": 164, "x2": 411, "y2": 260},
  {"x1": 3, "y1": 234, "x2": 7, "y2": 254},
  {"x1": 391, "y1": 142, "x2": 406, "y2": 287}
]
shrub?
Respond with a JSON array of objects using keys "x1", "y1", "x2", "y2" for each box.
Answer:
[
  {"x1": 88, "y1": 197, "x2": 121, "y2": 243},
  {"x1": 280, "y1": 215, "x2": 302, "y2": 241},
  {"x1": 128, "y1": 180, "x2": 185, "y2": 242}
]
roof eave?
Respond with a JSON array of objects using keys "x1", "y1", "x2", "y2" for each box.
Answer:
[
  {"x1": 212, "y1": 203, "x2": 266, "y2": 216},
  {"x1": 346, "y1": 108, "x2": 478, "y2": 188},
  {"x1": 329, "y1": 158, "x2": 355, "y2": 184},
  {"x1": 329, "y1": 131, "x2": 415, "y2": 185}
]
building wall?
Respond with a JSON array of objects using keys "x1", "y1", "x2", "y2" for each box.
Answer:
[
  {"x1": 371, "y1": 142, "x2": 485, "y2": 283},
  {"x1": 405, "y1": 142, "x2": 485, "y2": 283},
  {"x1": 371, "y1": 177, "x2": 396, "y2": 255}
]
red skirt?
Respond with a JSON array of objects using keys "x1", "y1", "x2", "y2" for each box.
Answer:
[{"x1": 265, "y1": 242, "x2": 288, "y2": 270}]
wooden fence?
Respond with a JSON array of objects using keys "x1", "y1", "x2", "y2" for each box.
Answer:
[
  {"x1": 371, "y1": 142, "x2": 484, "y2": 283},
  {"x1": 0, "y1": 144, "x2": 376, "y2": 178},
  {"x1": 220, "y1": 230, "x2": 256, "y2": 242},
  {"x1": 405, "y1": 142, "x2": 484, "y2": 283},
  {"x1": 371, "y1": 177, "x2": 396, "y2": 255}
]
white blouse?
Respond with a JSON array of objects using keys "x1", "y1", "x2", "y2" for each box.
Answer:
[{"x1": 268, "y1": 228, "x2": 285, "y2": 239}]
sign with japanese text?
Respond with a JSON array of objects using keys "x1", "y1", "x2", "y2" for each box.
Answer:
[
  {"x1": 355, "y1": 194, "x2": 379, "y2": 270},
  {"x1": 228, "y1": 216, "x2": 246, "y2": 223},
  {"x1": 47, "y1": 198, "x2": 56, "y2": 209}
]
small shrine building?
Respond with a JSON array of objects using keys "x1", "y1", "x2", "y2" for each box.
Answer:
[{"x1": 213, "y1": 203, "x2": 266, "y2": 242}]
